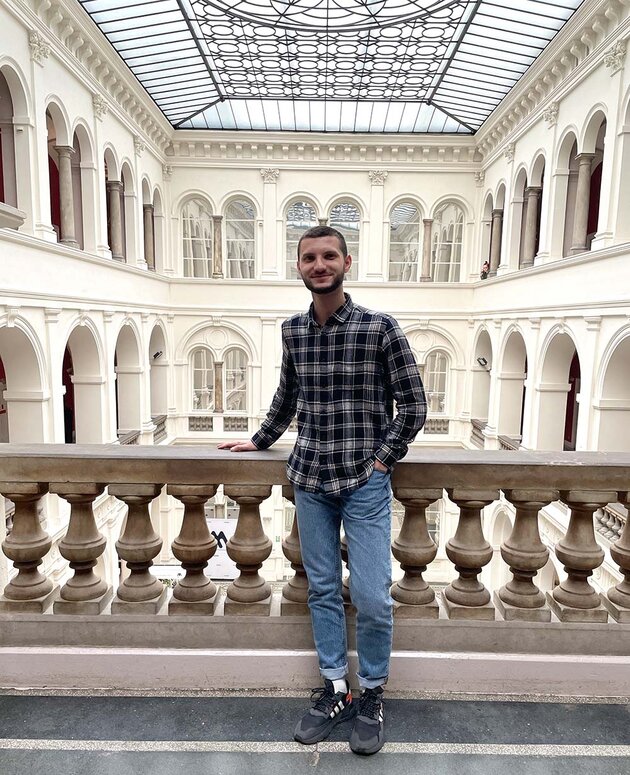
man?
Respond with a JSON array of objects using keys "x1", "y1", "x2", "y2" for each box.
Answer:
[{"x1": 219, "y1": 226, "x2": 426, "y2": 756}]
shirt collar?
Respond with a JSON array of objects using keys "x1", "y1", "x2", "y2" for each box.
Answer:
[{"x1": 307, "y1": 293, "x2": 354, "y2": 328}]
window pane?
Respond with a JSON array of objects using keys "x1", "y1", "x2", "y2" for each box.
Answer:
[
  {"x1": 431, "y1": 202, "x2": 463, "y2": 283},
  {"x1": 329, "y1": 201, "x2": 360, "y2": 281},
  {"x1": 389, "y1": 202, "x2": 419, "y2": 282},
  {"x1": 286, "y1": 201, "x2": 317, "y2": 279},
  {"x1": 226, "y1": 198, "x2": 256, "y2": 279},
  {"x1": 225, "y1": 348, "x2": 247, "y2": 412},
  {"x1": 425, "y1": 351, "x2": 448, "y2": 414},
  {"x1": 192, "y1": 348, "x2": 214, "y2": 411},
  {"x1": 182, "y1": 198, "x2": 212, "y2": 278}
]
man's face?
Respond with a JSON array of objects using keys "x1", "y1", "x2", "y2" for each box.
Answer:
[{"x1": 296, "y1": 236, "x2": 352, "y2": 295}]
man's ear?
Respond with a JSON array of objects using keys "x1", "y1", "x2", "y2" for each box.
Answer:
[{"x1": 344, "y1": 254, "x2": 352, "y2": 273}]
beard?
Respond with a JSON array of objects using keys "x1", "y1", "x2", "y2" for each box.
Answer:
[{"x1": 299, "y1": 271, "x2": 345, "y2": 295}]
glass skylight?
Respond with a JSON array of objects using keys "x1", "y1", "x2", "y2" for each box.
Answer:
[{"x1": 78, "y1": 0, "x2": 586, "y2": 133}]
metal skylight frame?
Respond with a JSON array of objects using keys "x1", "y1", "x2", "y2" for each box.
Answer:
[{"x1": 77, "y1": 0, "x2": 586, "y2": 133}]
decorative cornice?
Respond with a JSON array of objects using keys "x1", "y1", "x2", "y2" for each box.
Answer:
[
  {"x1": 474, "y1": 170, "x2": 485, "y2": 187},
  {"x1": 475, "y1": 3, "x2": 630, "y2": 159},
  {"x1": 260, "y1": 168, "x2": 280, "y2": 183},
  {"x1": 92, "y1": 93, "x2": 108, "y2": 120},
  {"x1": 30, "y1": 2, "x2": 171, "y2": 151},
  {"x1": 604, "y1": 38, "x2": 627, "y2": 74},
  {"x1": 542, "y1": 101, "x2": 559, "y2": 127},
  {"x1": 368, "y1": 169, "x2": 388, "y2": 185},
  {"x1": 134, "y1": 135, "x2": 146, "y2": 156},
  {"x1": 29, "y1": 30, "x2": 50, "y2": 65}
]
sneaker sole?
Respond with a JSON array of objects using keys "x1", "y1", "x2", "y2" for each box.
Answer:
[
  {"x1": 349, "y1": 727, "x2": 384, "y2": 756},
  {"x1": 294, "y1": 702, "x2": 357, "y2": 745}
]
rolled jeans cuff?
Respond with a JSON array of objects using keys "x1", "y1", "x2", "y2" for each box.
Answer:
[
  {"x1": 358, "y1": 674, "x2": 388, "y2": 690},
  {"x1": 320, "y1": 664, "x2": 349, "y2": 681}
]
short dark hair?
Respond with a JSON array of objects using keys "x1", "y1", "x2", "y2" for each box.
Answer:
[{"x1": 297, "y1": 226, "x2": 348, "y2": 260}]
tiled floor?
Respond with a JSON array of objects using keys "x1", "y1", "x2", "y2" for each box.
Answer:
[{"x1": 1, "y1": 692, "x2": 629, "y2": 774}]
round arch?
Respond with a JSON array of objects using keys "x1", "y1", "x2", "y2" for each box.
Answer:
[
  {"x1": 219, "y1": 190, "x2": 262, "y2": 218},
  {"x1": 63, "y1": 320, "x2": 106, "y2": 443},
  {"x1": 580, "y1": 106, "x2": 608, "y2": 154},
  {"x1": 471, "y1": 327, "x2": 493, "y2": 422},
  {"x1": 496, "y1": 327, "x2": 529, "y2": 442},
  {"x1": 594, "y1": 328, "x2": 630, "y2": 451}
]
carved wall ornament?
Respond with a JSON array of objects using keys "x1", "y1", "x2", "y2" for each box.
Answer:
[
  {"x1": 29, "y1": 31, "x2": 50, "y2": 65},
  {"x1": 604, "y1": 38, "x2": 627, "y2": 74},
  {"x1": 475, "y1": 170, "x2": 485, "y2": 187},
  {"x1": 368, "y1": 170, "x2": 389, "y2": 185},
  {"x1": 260, "y1": 168, "x2": 280, "y2": 183},
  {"x1": 504, "y1": 143, "x2": 515, "y2": 163},
  {"x1": 134, "y1": 136, "x2": 146, "y2": 156},
  {"x1": 92, "y1": 94, "x2": 108, "y2": 120},
  {"x1": 542, "y1": 101, "x2": 559, "y2": 127},
  {"x1": 162, "y1": 164, "x2": 173, "y2": 180}
]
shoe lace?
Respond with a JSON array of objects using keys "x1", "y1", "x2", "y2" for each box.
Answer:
[
  {"x1": 358, "y1": 690, "x2": 382, "y2": 720},
  {"x1": 309, "y1": 685, "x2": 336, "y2": 714}
]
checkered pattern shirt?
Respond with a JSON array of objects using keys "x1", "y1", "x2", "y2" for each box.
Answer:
[{"x1": 251, "y1": 294, "x2": 427, "y2": 495}]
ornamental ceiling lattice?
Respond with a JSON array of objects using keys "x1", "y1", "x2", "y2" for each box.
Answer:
[{"x1": 79, "y1": 0, "x2": 586, "y2": 133}]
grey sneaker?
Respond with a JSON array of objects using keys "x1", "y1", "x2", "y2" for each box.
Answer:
[
  {"x1": 349, "y1": 686, "x2": 384, "y2": 755},
  {"x1": 294, "y1": 679, "x2": 356, "y2": 745}
]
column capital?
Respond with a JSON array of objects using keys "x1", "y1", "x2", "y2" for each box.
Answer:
[
  {"x1": 575, "y1": 152, "x2": 595, "y2": 165},
  {"x1": 491, "y1": 208, "x2": 504, "y2": 218},
  {"x1": 143, "y1": 203, "x2": 155, "y2": 212},
  {"x1": 53, "y1": 145, "x2": 75, "y2": 158},
  {"x1": 106, "y1": 179, "x2": 123, "y2": 192}
]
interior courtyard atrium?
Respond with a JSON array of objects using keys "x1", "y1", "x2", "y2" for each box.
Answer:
[{"x1": 0, "y1": 0, "x2": 630, "y2": 771}]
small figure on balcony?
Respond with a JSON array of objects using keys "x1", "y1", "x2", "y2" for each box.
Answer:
[
  {"x1": 480, "y1": 260, "x2": 489, "y2": 279},
  {"x1": 219, "y1": 225, "x2": 426, "y2": 756}
]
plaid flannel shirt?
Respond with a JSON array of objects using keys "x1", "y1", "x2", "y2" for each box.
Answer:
[{"x1": 252, "y1": 294, "x2": 427, "y2": 495}]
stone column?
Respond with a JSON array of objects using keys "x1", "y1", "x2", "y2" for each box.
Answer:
[
  {"x1": 547, "y1": 489, "x2": 614, "y2": 622},
  {"x1": 110, "y1": 484, "x2": 166, "y2": 613},
  {"x1": 212, "y1": 215, "x2": 223, "y2": 278},
  {"x1": 494, "y1": 489, "x2": 557, "y2": 621},
  {"x1": 390, "y1": 488, "x2": 441, "y2": 618},
  {"x1": 318, "y1": 217, "x2": 328, "y2": 226},
  {"x1": 224, "y1": 485, "x2": 273, "y2": 614},
  {"x1": 50, "y1": 483, "x2": 111, "y2": 614},
  {"x1": 420, "y1": 219, "x2": 433, "y2": 281},
  {"x1": 605, "y1": 491, "x2": 630, "y2": 622},
  {"x1": 281, "y1": 486, "x2": 309, "y2": 615},
  {"x1": 214, "y1": 361, "x2": 224, "y2": 413},
  {"x1": 521, "y1": 187, "x2": 541, "y2": 267},
  {"x1": 442, "y1": 488, "x2": 498, "y2": 619},
  {"x1": 143, "y1": 204, "x2": 155, "y2": 270},
  {"x1": 570, "y1": 153, "x2": 594, "y2": 255},
  {"x1": 489, "y1": 209, "x2": 503, "y2": 276},
  {"x1": 168, "y1": 485, "x2": 219, "y2": 614},
  {"x1": 106, "y1": 179, "x2": 124, "y2": 260},
  {"x1": 0, "y1": 482, "x2": 57, "y2": 612},
  {"x1": 54, "y1": 145, "x2": 79, "y2": 247}
]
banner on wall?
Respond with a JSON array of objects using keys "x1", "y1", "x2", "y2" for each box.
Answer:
[{"x1": 205, "y1": 518, "x2": 238, "y2": 580}]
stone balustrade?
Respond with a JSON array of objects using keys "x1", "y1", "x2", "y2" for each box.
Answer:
[{"x1": 0, "y1": 445, "x2": 629, "y2": 630}]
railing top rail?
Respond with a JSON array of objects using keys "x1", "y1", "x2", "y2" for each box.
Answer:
[{"x1": 0, "y1": 444, "x2": 629, "y2": 490}]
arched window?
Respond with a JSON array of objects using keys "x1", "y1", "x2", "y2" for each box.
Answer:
[
  {"x1": 286, "y1": 200, "x2": 317, "y2": 279},
  {"x1": 423, "y1": 350, "x2": 449, "y2": 414},
  {"x1": 182, "y1": 198, "x2": 213, "y2": 278},
  {"x1": 191, "y1": 348, "x2": 214, "y2": 410},
  {"x1": 329, "y1": 201, "x2": 360, "y2": 280},
  {"x1": 431, "y1": 202, "x2": 463, "y2": 282},
  {"x1": 225, "y1": 199, "x2": 255, "y2": 279},
  {"x1": 389, "y1": 202, "x2": 420, "y2": 281},
  {"x1": 224, "y1": 348, "x2": 247, "y2": 412}
]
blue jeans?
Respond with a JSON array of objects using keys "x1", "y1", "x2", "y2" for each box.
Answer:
[{"x1": 294, "y1": 470, "x2": 393, "y2": 689}]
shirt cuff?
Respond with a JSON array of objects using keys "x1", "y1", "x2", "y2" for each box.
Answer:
[
  {"x1": 251, "y1": 431, "x2": 271, "y2": 450},
  {"x1": 375, "y1": 444, "x2": 397, "y2": 471}
]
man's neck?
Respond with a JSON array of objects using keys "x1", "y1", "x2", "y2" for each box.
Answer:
[{"x1": 311, "y1": 288, "x2": 346, "y2": 327}]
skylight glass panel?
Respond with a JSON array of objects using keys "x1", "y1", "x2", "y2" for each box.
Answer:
[{"x1": 78, "y1": 0, "x2": 586, "y2": 133}]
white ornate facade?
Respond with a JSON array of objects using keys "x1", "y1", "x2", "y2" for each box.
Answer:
[{"x1": 0, "y1": 0, "x2": 629, "y2": 590}]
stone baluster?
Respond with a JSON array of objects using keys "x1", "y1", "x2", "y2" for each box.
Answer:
[
  {"x1": 489, "y1": 209, "x2": 503, "y2": 276},
  {"x1": 50, "y1": 483, "x2": 112, "y2": 614},
  {"x1": 0, "y1": 483, "x2": 57, "y2": 612},
  {"x1": 605, "y1": 492, "x2": 630, "y2": 622},
  {"x1": 109, "y1": 484, "x2": 166, "y2": 613},
  {"x1": 280, "y1": 485, "x2": 309, "y2": 615},
  {"x1": 547, "y1": 490, "x2": 614, "y2": 622},
  {"x1": 390, "y1": 488, "x2": 442, "y2": 618},
  {"x1": 495, "y1": 489, "x2": 557, "y2": 621},
  {"x1": 168, "y1": 485, "x2": 218, "y2": 614},
  {"x1": 340, "y1": 531, "x2": 352, "y2": 606},
  {"x1": 570, "y1": 153, "x2": 595, "y2": 254},
  {"x1": 106, "y1": 179, "x2": 124, "y2": 260},
  {"x1": 224, "y1": 485, "x2": 272, "y2": 614},
  {"x1": 442, "y1": 489, "x2": 498, "y2": 619},
  {"x1": 54, "y1": 145, "x2": 79, "y2": 248},
  {"x1": 143, "y1": 203, "x2": 155, "y2": 270},
  {"x1": 420, "y1": 218, "x2": 433, "y2": 281}
]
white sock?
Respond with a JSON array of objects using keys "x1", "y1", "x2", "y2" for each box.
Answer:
[{"x1": 332, "y1": 678, "x2": 348, "y2": 694}]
